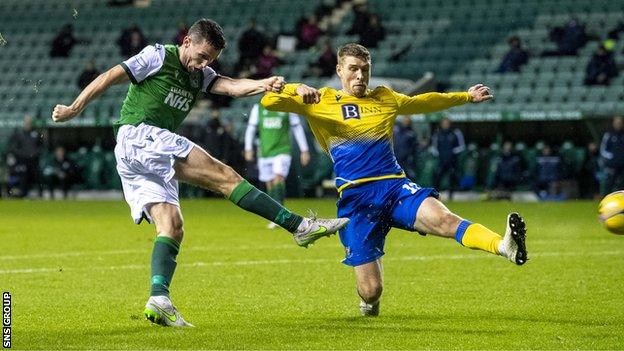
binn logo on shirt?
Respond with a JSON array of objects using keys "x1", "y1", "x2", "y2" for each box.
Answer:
[{"x1": 341, "y1": 104, "x2": 360, "y2": 120}]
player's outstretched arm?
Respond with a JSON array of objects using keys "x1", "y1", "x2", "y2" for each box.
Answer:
[
  {"x1": 260, "y1": 83, "x2": 319, "y2": 115},
  {"x1": 395, "y1": 84, "x2": 493, "y2": 115},
  {"x1": 52, "y1": 65, "x2": 129, "y2": 123},
  {"x1": 211, "y1": 75, "x2": 285, "y2": 97}
]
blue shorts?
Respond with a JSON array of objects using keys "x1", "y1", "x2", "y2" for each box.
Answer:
[{"x1": 336, "y1": 178, "x2": 438, "y2": 266}]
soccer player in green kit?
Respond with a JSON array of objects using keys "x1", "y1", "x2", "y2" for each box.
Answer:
[
  {"x1": 51, "y1": 19, "x2": 348, "y2": 327},
  {"x1": 244, "y1": 103, "x2": 310, "y2": 228}
]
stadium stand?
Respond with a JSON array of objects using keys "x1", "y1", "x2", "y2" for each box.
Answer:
[{"x1": 0, "y1": 0, "x2": 622, "y2": 198}]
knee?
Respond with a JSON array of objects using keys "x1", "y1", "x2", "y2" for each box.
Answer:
[
  {"x1": 358, "y1": 281, "x2": 383, "y2": 303},
  {"x1": 158, "y1": 217, "x2": 184, "y2": 242}
]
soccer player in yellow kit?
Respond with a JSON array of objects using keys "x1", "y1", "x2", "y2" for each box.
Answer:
[{"x1": 261, "y1": 43, "x2": 528, "y2": 316}]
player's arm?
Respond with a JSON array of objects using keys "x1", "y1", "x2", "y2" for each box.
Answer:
[
  {"x1": 395, "y1": 84, "x2": 493, "y2": 115},
  {"x1": 260, "y1": 83, "x2": 319, "y2": 115},
  {"x1": 244, "y1": 105, "x2": 260, "y2": 162},
  {"x1": 52, "y1": 65, "x2": 129, "y2": 122},
  {"x1": 210, "y1": 75, "x2": 285, "y2": 97},
  {"x1": 289, "y1": 114, "x2": 310, "y2": 166}
]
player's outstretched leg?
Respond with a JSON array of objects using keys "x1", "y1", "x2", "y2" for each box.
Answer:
[
  {"x1": 175, "y1": 147, "x2": 349, "y2": 247},
  {"x1": 415, "y1": 198, "x2": 528, "y2": 264},
  {"x1": 229, "y1": 180, "x2": 349, "y2": 247},
  {"x1": 453, "y1": 212, "x2": 528, "y2": 265},
  {"x1": 144, "y1": 295, "x2": 194, "y2": 327}
]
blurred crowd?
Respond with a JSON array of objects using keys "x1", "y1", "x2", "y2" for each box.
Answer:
[
  {"x1": 1, "y1": 114, "x2": 622, "y2": 200},
  {"x1": 496, "y1": 17, "x2": 622, "y2": 86}
]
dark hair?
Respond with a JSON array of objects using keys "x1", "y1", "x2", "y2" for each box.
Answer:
[
  {"x1": 337, "y1": 43, "x2": 370, "y2": 63},
  {"x1": 188, "y1": 19, "x2": 226, "y2": 50}
]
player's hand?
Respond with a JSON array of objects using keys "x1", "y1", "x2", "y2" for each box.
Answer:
[
  {"x1": 264, "y1": 76, "x2": 285, "y2": 93},
  {"x1": 300, "y1": 151, "x2": 310, "y2": 166},
  {"x1": 244, "y1": 150, "x2": 254, "y2": 162},
  {"x1": 296, "y1": 84, "x2": 320, "y2": 104},
  {"x1": 52, "y1": 104, "x2": 79, "y2": 122},
  {"x1": 467, "y1": 84, "x2": 493, "y2": 103}
]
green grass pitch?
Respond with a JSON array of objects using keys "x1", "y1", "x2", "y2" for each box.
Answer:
[{"x1": 2, "y1": 199, "x2": 623, "y2": 349}]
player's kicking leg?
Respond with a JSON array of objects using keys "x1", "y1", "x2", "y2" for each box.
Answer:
[
  {"x1": 175, "y1": 146, "x2": 348, "y2": 247},
  {"x1": 414, "y1": 197, "x2": 528, "y2": 265}
]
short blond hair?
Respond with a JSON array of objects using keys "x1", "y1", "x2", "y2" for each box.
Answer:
[{"x1": 337, "y1": 43, "x2": 370, "y2": 63}]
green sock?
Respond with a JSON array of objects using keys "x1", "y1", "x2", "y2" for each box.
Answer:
[
  {"x1": 273, "y1": 182, "x2": 286, "y2": 205},
  {"x1": 229, "y1": 180, "x2": 303, "y2": 232},
  {"x1": 150, "y1": 235, "x2": 180, "y2": 297}
]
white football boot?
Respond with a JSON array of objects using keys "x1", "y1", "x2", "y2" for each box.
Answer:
[
  {"x1": 144, "y1": 295, "x2": 194, "y2": 327},
  {"x1": 293, "y1": 216, "x2": 349, "y2": 248},
  {"x1": 359, "y1": 300, "x2": 380, "y2": 317},
  {"x1": 501, "y1": 212, "x2": 528, "y2": 265}
]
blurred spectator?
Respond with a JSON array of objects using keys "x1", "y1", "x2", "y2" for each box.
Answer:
[
  {"x1": 50, "y1": 24, "x2": 87, "y2": 58},
  {"x1": 496, "y1": 36, "x2": 529, "y2": 73},
  {"x1": 579, "y1": 141, "x2": 600, "y2": 199},
  {"x1": 534, "y1": 144, "x2": 562, "y2": 199},
  {"x1": 201, "y1": 110, "x2": 236, "y2": 163},
  {"x1": 297, "y1": 15, "x2": 323, "y2": 50},
  {"x1": 77, "y1": 59, "x2": 101, "y2": 90},
  {"x1": 107, "y1": 0, "x2": 133, "y2": 6},
  {"x1": 393, "y1": 116, "x2": 418, "y2": 179},
  {"x1": 431, "y1": 118, "x2": 465, "y2": 200},
  {"x1": 542, "y1": 18, "x2": 587, "y2": 56},
  {"x1": 237, "y1": 19, "x2": 267, "y2": 73},
  {"x1": 492, "y1": 141, "x2": 525, "y2": 193},
  {"x1": 42, "y1": 146, "x2": 78, "y2": 199},
  {"x1": 600, "y1": 116, "x2": 624, "y2": 195},
  {"x1": 309, "y1": 39, "x2": 337, "y2": 77},
  {"x1": 315, "y1": 0, "x2": 336, "y2": 19},
  {"x1": 6, "y1": 115, "x2": 43, "y2": 198},
  {"x1": 173, "y1": 21, "x2": 189, "y2": 46},
  {"x1": 252, "y1": 45, "x2": 283, "y2": 79},
  {"x1": 584, "y1": 45, "x2": 618, "y2": 86},
  {"x1": 347, "y1": 3, "x2": 370, "y2": 35},
  {"x1": 117, "y1": 24, "x2": 148, "y2": 58},
  {"x1": 359, "y1": 14, "x2": 386, "y2": 49}
]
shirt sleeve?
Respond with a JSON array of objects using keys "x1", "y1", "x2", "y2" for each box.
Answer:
[
  {"x1": 201, "y1": 66, "x2": 219, "y2": 93},
  {"x1": 452, "y1": 129, "x2": 466, "y2": 154},
  {"x1": 244, "y1": 105, "x2": 259, "y2": 152},
  {"x1": 121, "y1": 44, "x2": 166, "y2": 84},
  {"x1": 290, "y1": 113, "x2": 309, "y2": 152},
  {"x1": 600, "y1": 132, "x2": 614, "y2": 160},
  {"x1": 392, "y1": 90, "x2": 472, "y2": 115},
  {"x1": 260, "y1": 83, "x2": 310, "y2": 116}
]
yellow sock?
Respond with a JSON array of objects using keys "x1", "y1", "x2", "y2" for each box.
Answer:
[{"x1": 455, "y1": 220, "x2": 502, "y2": 255}]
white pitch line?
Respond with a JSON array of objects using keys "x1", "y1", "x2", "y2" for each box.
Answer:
[
  {"x1": 0, "y1": 244, "x2": 297, "y2": 261},
  {"x1": 0, "y1": 238, "x2": 593, "y2": 261},
  {"x1": 1, "y1": 250, "x2": 622, "y2": 275}
]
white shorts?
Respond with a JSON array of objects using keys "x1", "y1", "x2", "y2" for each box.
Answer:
[
  {"x1": 115, "y1": 123, "x2": 195, "y2": 224},
  {"x1": 258, "y1": 154, "x2": 292, "y2": 182}
]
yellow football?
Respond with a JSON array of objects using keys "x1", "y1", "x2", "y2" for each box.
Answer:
[{"x1": 598, "y1": 191, "x2": 624, "y2": 235}]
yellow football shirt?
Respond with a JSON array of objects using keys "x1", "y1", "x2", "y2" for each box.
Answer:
[{"x1": 261, "y1": 84, "x2": 471, "y2": 191}]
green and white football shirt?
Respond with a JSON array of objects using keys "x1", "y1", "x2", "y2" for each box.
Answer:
[
  {"x1": 115, "y1": 44, "x2": 219, "y2": 133},
  {"x1": 244, "y1": 104, "x2": 309, "y2": 158}
]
